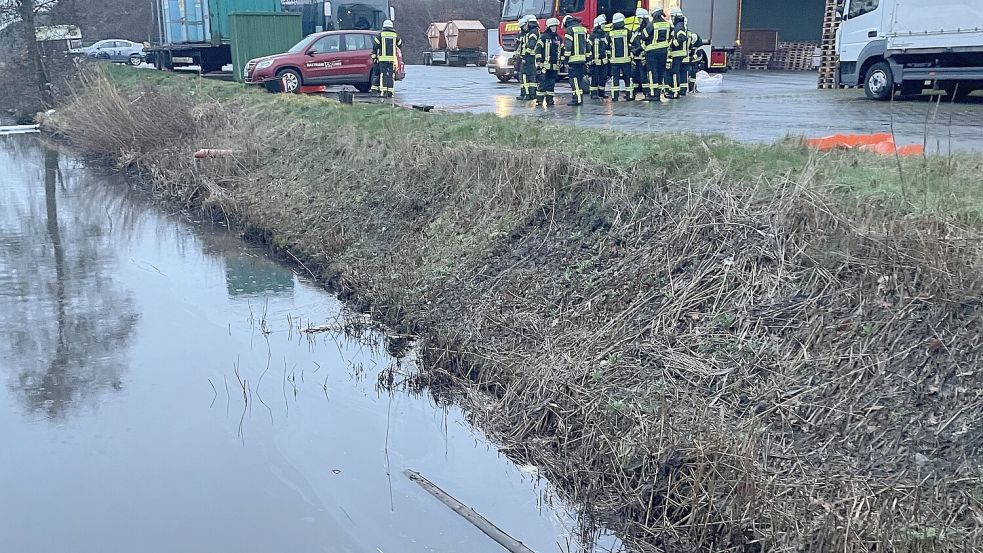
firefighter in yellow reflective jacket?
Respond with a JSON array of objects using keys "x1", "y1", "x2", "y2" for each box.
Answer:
[
  {"x1": 589, "y1": 15, "x2": 609, "y2": 100},
  {"x1": 516, "y1": 16, "x2": 540, "y2": 101},
  {"x1": 608, "y1": 13, "x2": 632, "y2": 101},
  {"x1": 629, "y1": 8, "x2": 650, "y2": 101},
  {"x1": 372, "y1": 20, "x2": 402, "y2": 98},
  {"x1": 561, "y1": 15, "x2": 591, "y2": 106},
  {"x1": 535, "y1": 17, "x2": 561, "y2": 106},
  {"x1": 634, "y1": 8, "x2": 671, "y2": 101},
  {"x1": 667, "y1": 10, "x2": 688, "y2": 99}
]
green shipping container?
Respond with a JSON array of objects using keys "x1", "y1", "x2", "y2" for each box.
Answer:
[
  {"x1": 229, "y1": 12, "x2": 303, "y2": 82},
  {"x1": 209, "y1": 0, "x2": 282, "y2": 44}
]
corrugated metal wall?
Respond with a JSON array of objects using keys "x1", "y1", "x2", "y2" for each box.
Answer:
[
  {"x1": 229, "y1": 12, "x2": 303, "y2": 81},
  {"x1": 742, "y1": 0, "x2": 825, "y2": 41},
  {"x1": 211, "y1": 0, "x2": 283, "y2": 43}
]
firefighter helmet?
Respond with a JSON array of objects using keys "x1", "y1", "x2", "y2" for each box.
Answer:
[
  {"x1": 636, "y1": 8, "x2": 649, "y2": 19},
  {"x1": 612, "y1": 12, "x2": 626, "y2": 24},
  {"x1": 593, "y1": 14, "x2": 606, "y2": 27},
  {"x1": 546, "y1": 17, "x2": 560, "y2": 29},
  {"x1": 382, "y1": 19, "x2": 394, "y2": 29}
]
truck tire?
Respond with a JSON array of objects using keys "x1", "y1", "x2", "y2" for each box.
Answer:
[
  {"x1": 276, "y1": 68, "x2": 302, "y2": 93},
  {"x1": 864, "y1": 62, "x2": 894, "y2": 101}
]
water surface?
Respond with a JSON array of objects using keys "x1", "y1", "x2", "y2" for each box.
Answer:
[{"x1": 0, "y1": 136, "x2": 617, "y2": 553}]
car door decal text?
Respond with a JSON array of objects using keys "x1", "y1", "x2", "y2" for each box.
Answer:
[{"x1": 306, "y1": 60, "x2": 343, "y2": 69}]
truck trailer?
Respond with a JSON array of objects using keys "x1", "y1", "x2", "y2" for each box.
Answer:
[
  {"x1": 149, "y1": 0, "x2": 392, "y2": 72},
  {"x1": 424, "y1": 20, "x2": 489, "y2": 67},
  {"x1": 836, "y1": 0, "x2": 983, "y2": 100}
]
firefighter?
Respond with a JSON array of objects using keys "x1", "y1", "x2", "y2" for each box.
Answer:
[
  {"x1": 686, "y1": 29, "x2": 704, "y2": 94},
  {"x1": 535, "y1": 17, "x2": 562, "y2": 106},
  {"x1": 667, "y1": 10, "x2": 688, "y2": 99},
  {"x1": 608, "y1": 12, "x2": 632, "y2": 101},
  {"x1": 589, "y1": 14, "x2": 609, "y2": 100},
  {"x1": 373, "y1": 20, "x2": 402, "y2": 98},
  {"x1": 515, "y1": 15, "x2": 539, "y2": 101},
  {"x1": 370, "y1": 49, "x2": 380, "y2": 94},
  {"x1": 561, "y1": 15, "x2": 591, "y2": 106},
  {"x1": 649, "y1": 9, "x2": 672, "y2": 101},
  {"x1": 629, "y1": 8, "x2": 650, "y2": 101}
]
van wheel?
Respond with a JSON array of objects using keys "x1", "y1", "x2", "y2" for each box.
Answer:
[
  {"x1": 864, "y1": 62, "x2": 894, "y2": 101},
  {"x1": 276, "y1": 68, "x2": 302, "y2": 93},
  {"x1": 355, "y1": 81, "x2": 372, "y2": 93}
]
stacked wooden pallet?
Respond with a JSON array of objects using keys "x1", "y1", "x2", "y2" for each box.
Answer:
[
  {"x1": 818, "y1": 0, "x2": 843, "y2": 88},
  {"x1": 745, "y1": 52, "x2": 773, "y2": 70},
  {"x1": 728, "y1": 48, "x2": 743, "y2": 71},
  {"x1": 781, "y1": 42, "x2": 819, "y2": 71}
]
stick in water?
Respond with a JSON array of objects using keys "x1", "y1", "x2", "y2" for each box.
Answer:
[{"x1": 404, "y1": 469, "x2": 536, "y2": 553}]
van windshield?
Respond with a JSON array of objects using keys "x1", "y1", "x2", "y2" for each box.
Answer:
[
  {"x1": 502, "y1": 0, "x2": 553, "y2": 21},
  {"x1": 288, "y1": 35, "x2": 319, "y2": 53}
]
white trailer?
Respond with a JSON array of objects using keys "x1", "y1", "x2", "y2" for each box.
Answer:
[
  {"x1": 836, "y1": 0, "x2": 983, "y2": 100},
  {"x1": 680, "y1": 0, "x2": 740, "y2": 71}
]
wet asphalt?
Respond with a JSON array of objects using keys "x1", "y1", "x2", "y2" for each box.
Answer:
[{"x1": 391, "y1": 65, "x2": 983, "y2": 154}]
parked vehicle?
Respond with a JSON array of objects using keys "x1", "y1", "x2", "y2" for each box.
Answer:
[
  {"x1": 79, "y1": 39, "x2": 145, "y2": 65},
  {"x1": 245, "y1": 30, "x2": 404, "y2": 92},
  {"x1": 836, "y1": 0, "x2": 983, "y2": 100},
  {"x1": 496, "y1": 0, "x2": 738, "y2": 72},
  {"x1": 283, "y1": 0, "x2": 394, "y2": 34},
  {"x1": 423, "y1": 20, "x2": 488, "y2": 67},
  {"x1": 488, "y1": 48, "x2": 520, "y2": 82},
  {"x1": 147, "y1": 0, "x2": 394, "y2": 73}
]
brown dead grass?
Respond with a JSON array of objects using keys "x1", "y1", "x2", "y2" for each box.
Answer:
[{"x1": 47, "y1": 69, "x2": 983, "y2": 552}]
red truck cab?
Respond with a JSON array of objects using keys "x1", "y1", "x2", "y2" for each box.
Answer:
[{"x1": 246, "y1": 30, "x2": 404, "y2": 93}]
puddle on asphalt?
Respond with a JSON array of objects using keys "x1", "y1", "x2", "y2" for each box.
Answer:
[{"x1": 0, "y1": 136, "x2": 622, "y2": 553}]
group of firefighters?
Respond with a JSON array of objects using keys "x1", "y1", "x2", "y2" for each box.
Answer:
[{"x1": 516, "y1": 8, "x2": 703, "y2": 106}]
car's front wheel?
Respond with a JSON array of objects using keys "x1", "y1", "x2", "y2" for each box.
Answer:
[
  {"x1": 276, "y1": 68, "x2": 302, "y2": 93},
  {"x1": 496, "y1": 75, "x2": 511, "y2": 83},
  {"x1": 129, "y1": 54, "x2": 142, "y2": 66}
]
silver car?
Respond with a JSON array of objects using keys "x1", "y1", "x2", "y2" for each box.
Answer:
[{"x1": 79, "y1": 39, "x2": 145, "y2": 66}]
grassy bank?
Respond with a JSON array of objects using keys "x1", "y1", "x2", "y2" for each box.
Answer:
[{"x1": 50, "y1": 66, "x2": 982, "y2": 552}]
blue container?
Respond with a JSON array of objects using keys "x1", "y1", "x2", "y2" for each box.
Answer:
[
  {"x1": 161, "y1": 0, "x2": 210, "y2": 44},
  {"x1": 159, "y1": 0, "x2": 282, "y2": 45}
]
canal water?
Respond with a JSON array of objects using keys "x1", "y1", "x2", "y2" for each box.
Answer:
[{"x1": 0, "y1": 136, "x2": 616, "y2": 553}]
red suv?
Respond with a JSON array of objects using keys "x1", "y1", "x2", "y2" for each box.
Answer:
[{"x1": 246, "y1": 30, "x2": 404, "y2": 93}]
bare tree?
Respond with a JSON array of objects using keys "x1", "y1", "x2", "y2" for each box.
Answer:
[{"x1": 0, "y1": 0, "x2": 60, "y2": 108}]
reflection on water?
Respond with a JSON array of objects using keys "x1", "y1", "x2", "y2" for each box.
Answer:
[
  {"x1": 0, "y1": 136, "x2": 621, "y2": 553},
  {"x1": 0, "y1": 144, "x2": 137, "y2": 419}
]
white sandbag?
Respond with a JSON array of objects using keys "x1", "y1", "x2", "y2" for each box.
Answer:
[{"x1": 695, "y1": 70, "x2": 723, "y2": 93}]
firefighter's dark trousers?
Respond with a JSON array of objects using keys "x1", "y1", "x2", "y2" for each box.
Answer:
[
  {"x1": 609, "y1": 62, "x2": 632, "y2": 100},
  {"x1": 378, "y1": 61, "x2": 395, "y2": 97},
  {"x1": 520, "y1": 55, "x2": 538, "y2": 99},
  {"x1": 568, "y1": 62, "x2": 587, "y2": 105},
  {"x1": 537, "y1": 69, "x2": 558, "y2": 104},
  {"x1": 370, "y1": 62, "x2": 380, "y2": 93},
  {"x1": 645, "y1": 49, "x2": 668, "y2": 98},
  {"x1": 631, "y1": 58, "x2": 644, "y2": 99},
  {"x1": 589, "y1": 63, "x2": 608, "y2": 98},
  {"x1": 668, "y1": 56, "x2": 683, "y2": 98}
]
